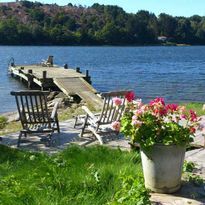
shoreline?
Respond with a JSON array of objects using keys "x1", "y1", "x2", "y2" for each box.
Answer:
[
  {"x1": 1, "y1": 111, "x2": 19, "y2": 122},
  {"x1": 1, "y1": 44, "x2": 204, "y2": 47}
]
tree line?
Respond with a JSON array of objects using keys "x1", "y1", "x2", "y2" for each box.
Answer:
[{"x1": 0, "y1": 1, "x2": 205, "y2": 45}]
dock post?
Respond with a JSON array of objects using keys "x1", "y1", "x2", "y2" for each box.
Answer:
[
  {"x1": 43, "y1": 71, "x2": 47, "y2": 79},
  {"x1": 41, "y1": 71, "x2": 47, "y2": 90},
  {"x1": 85, "y1": 70, "x2": 91, "y2": 84},
  {"x1": 27, "y1": 69, "x2": 33, "y2": 89},
  {"x1": 28, "y1": 69, "x2": 33, "y2": 74},
  {"x1": 76, "y1": 67, "x2": 81, "y2": 73},
  {"x1": 64, "y1": 64, "x2": 68, "y2": 69}
]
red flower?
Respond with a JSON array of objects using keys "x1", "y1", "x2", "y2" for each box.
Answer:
[
  {"x1": 153, "y1": 107, "x2": 167, "y2": 116},
  {"x1": 190, "y1": 127, "x2": 196, "y2": 134},
  {"x1": 166, "y1": 104, "x2": 178, "y2": 112},
  {"x1": 125, "y1": 91, "x2": 135, "y2": 102},
  {"x1": 190, "y1": 110, "x2": 197, "y2": 122}
]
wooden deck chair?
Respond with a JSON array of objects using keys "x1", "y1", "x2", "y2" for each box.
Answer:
[
  {"x1": 42, "y1": 55, "x2": 53, "y2": 67},
  {"x1": 11, "y1": 90, "x2": 60, "y2": 147},
  {"x1": 75, "y1": 90, "x2": 131, "y2": 144}
]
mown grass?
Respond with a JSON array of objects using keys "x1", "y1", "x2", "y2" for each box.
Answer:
[{"x1": 0, "y1": 145, "x2": 144, "y2": 205}]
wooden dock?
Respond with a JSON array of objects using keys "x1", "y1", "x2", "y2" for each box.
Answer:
[{"x1": 9, "y1": 63, "x2": 102, "y2": 109}]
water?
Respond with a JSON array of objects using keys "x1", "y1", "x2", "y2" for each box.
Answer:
[{"x1": 1, "y1": 46, "x2": 205, "y2": 114}]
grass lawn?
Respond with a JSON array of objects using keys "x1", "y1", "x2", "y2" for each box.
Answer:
[{"x1": 0, "y1": 145, "x2": 150, "y2": 205}]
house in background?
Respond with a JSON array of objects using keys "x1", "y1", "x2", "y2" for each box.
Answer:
[{"x1": 157, "y1": 36, "x2": 168, "y2": 42}]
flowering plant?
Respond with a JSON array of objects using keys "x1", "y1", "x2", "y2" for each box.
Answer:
[{"x1": 112, "y1": 95, "x2": 199, "y2": 150}]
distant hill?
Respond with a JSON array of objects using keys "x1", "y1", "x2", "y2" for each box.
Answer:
[{"x1": 0, "y1": 1, "x2": 205, "y2": 45}]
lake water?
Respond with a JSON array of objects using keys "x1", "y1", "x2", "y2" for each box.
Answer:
[{"x1": 0, "y1": 46, "x2": 205, "y2": 114}]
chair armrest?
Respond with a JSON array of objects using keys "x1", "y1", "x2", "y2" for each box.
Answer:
[
  {"x1": 82, "y1": 106, "x2": 98, "y2": 122},
  {"x1": 50, "y1": 101, "x2": 59, "y2": 120}
]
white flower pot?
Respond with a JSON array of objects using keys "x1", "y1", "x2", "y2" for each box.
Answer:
[{"x1": 140, "y1": 144, "x2": 186, "y2": 193}]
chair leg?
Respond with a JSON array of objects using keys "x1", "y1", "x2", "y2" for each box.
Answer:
[
  {"x1": 80, "y1": 114, "x2": 88, "y2": 138},
  {"x1": 88, "y1": 126, "x2": 103, "y2": 144},
  {"x1": 74, "y1": 116, "x2": 78, "y2": 128},
  {"x1": 17, "y1": 132, "x2": 22, "y2": 147},
  {"x1": 55, "y1": 115, "x2": 60, "y2": 133}
]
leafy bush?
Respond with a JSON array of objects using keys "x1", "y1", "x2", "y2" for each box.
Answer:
[{"x1": 0, "y1": 116, "x2": 7, "y2": 129}]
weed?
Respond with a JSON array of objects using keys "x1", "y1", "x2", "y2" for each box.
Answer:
[
  {"x1": 183, "y1": 160, "x2": 196, "y2": 172},
  {"x1": 187, "y1": 174, "x2": 204, "y2": 186}
]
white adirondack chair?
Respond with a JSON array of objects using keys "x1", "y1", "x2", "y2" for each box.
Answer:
[{"x1": 74, "y1": 90, "x2": 131, "y2": 144}]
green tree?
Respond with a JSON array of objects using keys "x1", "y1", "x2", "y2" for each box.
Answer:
[{"x1": 158, "y1": 13, "x2": 177, "y2": 37}]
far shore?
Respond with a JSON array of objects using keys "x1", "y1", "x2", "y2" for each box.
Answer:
[{"x1": 0, "y1": 43, "x2": 203, "y2": 47}]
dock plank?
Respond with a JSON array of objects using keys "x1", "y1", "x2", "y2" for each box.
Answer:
[
  {"x1": 14, "y1": 65, "x2": 85, "y2": 79},
  {"x1": 54, "y1": 78, "x2": 103, "y2": 108}
]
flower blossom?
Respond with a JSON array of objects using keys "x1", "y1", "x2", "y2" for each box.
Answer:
[
  {"x1": 132, "y1": 115, "x2": 138, "y2": 121},
  {"x1": 125, "y1": 91, "x2": 135, "y2": 102},
  {"x1": 189, "y1": 127, "x2": 196, "y2": 134},
  {"x1": 150, "y1": 97, "x2": 165, "y2": 106},
  {"x1": 132, "y1": 120, "x2": 142, "y2": 127},
  {"x1": 190, "y1": 110, "x2": 197, "y2": 122},
  {"x1": 133, "y1": 99, "x2": 142, "y2": 108},
  {"x1": 134, "y1": 109, "x2": 144, "y2": 116},
  {"x1": 180, "y1": 114, "x2": 187, "y2": 120},
  {"x1": 111, "y1": 121, "x2": 121, "y2": 132},
  {"x1": 113, "y1": 97, "x2": 122, "y2": 106},
  {"x1": 166, "y1": 104, "x2": 178, "y2": 112},
  {"x1": 177, "y1": 106, "x2": 185, "y2": 113}
]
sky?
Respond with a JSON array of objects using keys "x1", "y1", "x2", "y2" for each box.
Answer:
[{"x1": 3, "y1": 0, "x2": 205, "y2": 17}]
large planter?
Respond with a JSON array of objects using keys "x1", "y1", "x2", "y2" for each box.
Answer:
[{"x1": 140, "y1": 144, "x2": 186, "y2": 193}]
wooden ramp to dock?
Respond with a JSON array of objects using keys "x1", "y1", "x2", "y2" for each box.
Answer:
[
  {"x1": 54, "y1": 78, "x2": 103, "y2": 108},
  {"x1": 9, "y1": 64, "x2": 103, "y2": 109}
]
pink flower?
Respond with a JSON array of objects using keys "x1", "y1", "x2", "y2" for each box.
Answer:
[
  {"x1": 150, "y1": 97, "x2": 165, "y2": 106},
  {"x1": 132, "y1": 115, "x2": 138, "y2": 121},
  {"x1": 125, "y1": 91, "x2": 135, "y2": 102},
  {"x1": 111, "y1": 121, "x2": 121, "y2": 132},
  {"x1": 180, "y1": 114, "x2": 187, "y2": 120},
  {"x1": 132, "y1": 120, "x2": 142, "y2": 127},
  {"x1": 133, "y1": 99, "x2": 142, "y2": 108},
  {"x1": 134, "y1": 109, "x2": 143, "y2": 116},
  {"x1": 113, "y1": 97, "x2": 122, "y2": 106}
]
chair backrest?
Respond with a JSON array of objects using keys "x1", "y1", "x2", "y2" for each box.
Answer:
[
  {"x1": 46, "y1": 56, "x2": 53, "y2": 66},
  {"x1": 11, "y1": 90, "x2": 51, "y2": 129},
  {"x1": 98, "y1": 90, "x2": 131, "y2": 124}
]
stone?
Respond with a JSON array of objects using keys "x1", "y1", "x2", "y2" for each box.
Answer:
[{"x1": 47, "y1": 91, "x2": 59, "y2": 101}]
